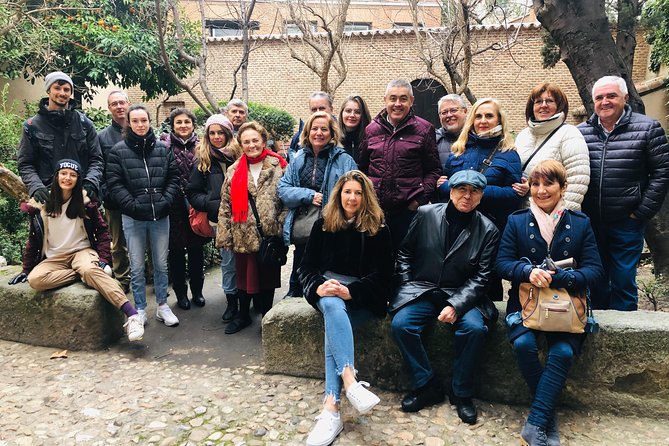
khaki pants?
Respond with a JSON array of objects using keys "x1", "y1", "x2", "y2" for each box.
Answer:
[
  {"x1": 104, "y1": 207, "x2": 130, "y2": 288},
  {"x1": 27, "y1": 248, "x2": 129, "y2": 309}
]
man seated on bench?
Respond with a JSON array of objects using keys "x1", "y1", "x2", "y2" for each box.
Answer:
[{"x1": 389, "y1": 169, "x2": 500, "y2": 424}]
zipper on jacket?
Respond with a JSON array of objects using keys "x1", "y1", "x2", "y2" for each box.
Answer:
[{"x1": 142, "y1": 143, "x2": 157, "y2": 220}]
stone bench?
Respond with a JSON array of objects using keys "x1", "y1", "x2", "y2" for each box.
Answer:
[
  {"x1": 0, "y1": 266, "x2": 124, "y2": 350},
  {"x1": 262, "y1": 299, "x2": 669, "y2": 418}
]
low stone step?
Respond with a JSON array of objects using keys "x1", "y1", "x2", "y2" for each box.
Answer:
[{"x1": 263, "y1": 298, "x2": 669, "y2": 418}]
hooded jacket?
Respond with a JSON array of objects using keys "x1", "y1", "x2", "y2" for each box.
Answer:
[{"x1": 18, "y1": 98, "x2": 104, "y2": 198}]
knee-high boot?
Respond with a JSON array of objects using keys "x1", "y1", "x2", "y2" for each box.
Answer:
[
  {"x1": 222, "y1": 293, "x2": 238, "y2": 322},
  {"x1": 190, "y1": 274, "x2": 205, "y2": 307}
]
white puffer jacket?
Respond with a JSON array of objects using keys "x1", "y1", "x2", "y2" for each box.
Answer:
[{"x1": 515, "y1": 113, "x2": 590, "y2": 210}]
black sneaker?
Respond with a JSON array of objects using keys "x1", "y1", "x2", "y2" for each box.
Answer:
[{"x1": 225, "y1": 315, "x2": 252, "y2": 334}]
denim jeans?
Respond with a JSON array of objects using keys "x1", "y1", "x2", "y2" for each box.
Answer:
[
  {"x1": 220, "y1": 248, "x2": 237, "y2": 294},
  {"x1": 390, "y1": 296, "x2": 488, "y2": 397},
  {"x1": 122, "y1": 215, "x2": 170, "y2": 310},
  {"x1": 512, "y1": 331, "x2": 575, "y2": 428},
  {"x1": 316, "y1": 296, "x2": 374, "y2": 402},
  {"x1": 591, "y1": 216, "x2": 645, "y2": 311}
]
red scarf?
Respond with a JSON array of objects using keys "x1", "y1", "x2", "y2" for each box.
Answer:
[{"x1": 231, "y1": 148, "x2": 287, "y2": 222}]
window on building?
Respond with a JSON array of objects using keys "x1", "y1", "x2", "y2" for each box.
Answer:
[
  {"x1": 344, "y1": 22, "x2": 372, "y2": 32},
  {"x1": 285, "y1": 21, "x2": 318, "y2": 35},
  {"x1": 206, "y1": 19, "x2": 259, "y2": 37},
  {"x1": 393, "y1": 22, "x2": 416, "y2": 29}
]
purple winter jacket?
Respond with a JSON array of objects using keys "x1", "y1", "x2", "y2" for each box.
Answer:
[{"x1": 358, "y1": 110, "x2": 441, "y2": 212}]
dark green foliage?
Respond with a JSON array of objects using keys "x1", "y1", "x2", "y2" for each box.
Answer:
[
  {"x1": 0, "y1": 161, "x2": 28, "y2": 265},
  {"x1": 0, "y1": 0, "x2": 200, "y2": 101},
  {"x1": 540, "y1": 30, "x2": 562, "y2": 69},
  {"x1": 0, "y1": 85, "x2": 24, "y2": 162},
  {"x1": 643, "y1": 0, "x2": 669, "y2": 73},
  {"x1": 193, "y1": 101, "x2": 296, "y2": 141},
  {"x1": 83, "y1": 107, "x2": 112, "y2": 131}
]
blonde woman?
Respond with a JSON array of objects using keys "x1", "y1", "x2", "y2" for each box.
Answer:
[
  {"x1": 187, "y1": 114, "x2": 240, "y2": 322},
  {"x1": 298, "y1": 170, "x2": 393, "y2": 446}
]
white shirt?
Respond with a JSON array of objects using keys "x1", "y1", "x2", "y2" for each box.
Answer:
[{"x1": 45, "y1": 200, "x2": 90, "y2": 258}]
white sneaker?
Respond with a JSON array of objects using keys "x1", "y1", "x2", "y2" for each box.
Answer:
[
  {"x1": 305, "y1": 410, "x2": 343, "y2": 446},
  {"x1": 124, "y1": 314, "x2": 144, "y2": 342},
  {"x1": 346, "y1": 381, "x2": 380, "y2": 414},
  {"x1": 156, "y1": 304, "x2": 179, "y2": 327},
  {"x1": 137, "y1": 309, "x2": 148, "y2": 326}
]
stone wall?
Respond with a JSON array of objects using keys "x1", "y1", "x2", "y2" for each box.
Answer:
[
  {"x1": 263, "y1": 299, "x2": 669, "y2": 418},
  {"x1": 131, "y1": 24, "x2": 654, "y2": 133}
]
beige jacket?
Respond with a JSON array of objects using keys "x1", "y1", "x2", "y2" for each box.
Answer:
[{"x1": 216, "y1": 156, "x2": 287, "y2": 253}]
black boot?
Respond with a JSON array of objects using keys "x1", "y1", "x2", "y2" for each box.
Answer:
[
  {"x1": 225, "y1": 292, "x2": 252, "y2": 334},
  {"x1": 190, "y1": 275, "x2": 206, "y2": 307},
  {"x1": 401, "y1": 376, "x2": 445, "y2": 412},
  {"x1": 176, "y1": 293, "x2": 191, "y2": 310},
  {"x1": 222, "y1": 293, "x2": 239, "y2": 322}
]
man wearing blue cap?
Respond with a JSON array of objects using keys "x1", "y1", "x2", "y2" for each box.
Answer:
[
  {"x1": 18, "y1": 71, "x2": 104, "y2": 205},
  {"x1": 389, "y1": 169, "x2": 500, "y2": 423}
]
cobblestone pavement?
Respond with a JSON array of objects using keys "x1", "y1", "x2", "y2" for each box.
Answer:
[{"x1": 3, "y1": 340, "x2": 669, "y2": 446}]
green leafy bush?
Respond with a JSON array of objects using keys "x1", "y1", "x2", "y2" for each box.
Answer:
[
  {"x1": 83, "y1": 106, "x2": 112, "y2": 130},
  {"x1": 0, "y1": 85, "x2": 24, "y2": 162},
  {"x1": 0, "y1": 161, "x2": 28, "y2": 265},
  {"x1": 193, "y1": 101, "x2": 295, "y2": 141}
]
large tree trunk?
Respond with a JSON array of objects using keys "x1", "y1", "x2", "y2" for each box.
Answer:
[{"x1": 533, "y1": 0, "x2": 645, "y2": 115}]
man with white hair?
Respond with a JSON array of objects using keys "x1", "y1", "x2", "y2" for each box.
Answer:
[
  {"x1": 436, "y1": 94, "x2": 468, "y2": 165},
  {"x1": 578, "y1": 75, "x2": 669, "y2": 311},
  {"x1": 358, "y1": 79, "x2": 441, "y2": 251}
]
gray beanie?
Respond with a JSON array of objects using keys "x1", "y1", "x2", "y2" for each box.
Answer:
[{"x1": 45, "y1": 71, "x2": 74, "y2": 92}]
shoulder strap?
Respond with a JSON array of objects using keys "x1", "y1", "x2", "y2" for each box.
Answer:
[
  {"x1": 247, "y1": 192, "x2": 265, "y2": 239},
  {"x1": 479, "y1": 145, "x2": 500, "y2": 174},
  {"x1": 521, "y1": 123, "x2": 564, "y2": 171}
]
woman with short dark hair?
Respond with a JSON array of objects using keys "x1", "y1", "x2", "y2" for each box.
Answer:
[
  {"x1": 496, "y1": 159, "x2": 603, "y2": 446},
  {"x1": 299, "y1": 170, "x2": 393, "y2": 446},
  {"x1": 513, "y1": 83, "x2": 590, "y2": 210}
]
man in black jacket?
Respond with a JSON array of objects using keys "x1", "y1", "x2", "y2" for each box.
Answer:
[
  {"x1": 18, "y1": 71, "x2": 103, "y2": 204},
  {"x1": 390, "y1": 170, "x2": 500, "y2": 424},
  {"x1": 578, "y1": 75, "x2": 669, "y2": 311},
  {"x1": 98, "y1": 90, "x2": 131, "y2": 292}
]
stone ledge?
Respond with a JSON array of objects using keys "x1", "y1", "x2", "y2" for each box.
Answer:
[
  {"x1": 0, "y1": 266, "x2": 124, "y2": 350},
  {"x1": 263, "y1": 299, "x2": 669, "y2": 418}
]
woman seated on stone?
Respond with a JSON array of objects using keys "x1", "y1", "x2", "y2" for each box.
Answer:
[
  {"x1": 496, "y1": 160, "x2": 603, "y2": 446},
  {"x1": 298, "y1": 170, "x2": 393, "y2": 446},
  {"x1": 10, "y1": 159, "x2": 144, "y2": 342}
]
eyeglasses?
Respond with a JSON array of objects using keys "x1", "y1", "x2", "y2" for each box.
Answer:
[
  {"x1": 439, "y1": 108, "x2": 462, "y2": 116},
  {"x1": 109, "y1": 100, "x2": 128, "y2": 108},
  {"x1": 533, "y1": 99, "x2": 556, "y2": 106}
]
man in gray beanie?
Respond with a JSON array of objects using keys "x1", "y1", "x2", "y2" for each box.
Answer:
[{"x1": 18, "y1": 70, "x2": 103, "y2": 205}]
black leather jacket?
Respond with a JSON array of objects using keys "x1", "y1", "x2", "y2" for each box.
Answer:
[{"x1": 390, "y1": 202, "x2": 500, "y2": 322}]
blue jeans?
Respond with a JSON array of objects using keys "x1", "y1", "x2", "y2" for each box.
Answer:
[
  {"x1": 512, "y1": 331, "x2": 575, "y2": 428},
  {"x1": 316, "y1": 296, "x2": 374, "y2": 402},
  {"x1": 122, "y1": 215, "x2": 170, "y2": 310},
  {"x1": 220, "y1": 248, "x2": 237, "y2": 294},
  {"x1": 591, "y1": 216, "x2": 645, "y2": 311},
  {"x1": 391, "y1": 296, "x2": 488, "y2": 397}
]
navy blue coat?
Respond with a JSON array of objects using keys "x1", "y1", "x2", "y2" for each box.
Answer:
[
  {"x1": 438, "y1": 133, "x2": 522, "y2": 230},
  {"x1": 495, "y1": 208, "x2": 604, "y2": 316}
]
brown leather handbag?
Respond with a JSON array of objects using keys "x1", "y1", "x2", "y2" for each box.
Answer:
[{"x1": 519, "y1": 283, "x2": 587, "y2": 333}]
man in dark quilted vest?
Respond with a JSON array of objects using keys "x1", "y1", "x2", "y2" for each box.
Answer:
[{"x1": 578, "y1": 75, "x2": 669, "y2": 311}]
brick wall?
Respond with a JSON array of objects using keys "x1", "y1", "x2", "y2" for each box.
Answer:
[{"x1": 131, "y1": 25, "x2": 653, "y2": 134}]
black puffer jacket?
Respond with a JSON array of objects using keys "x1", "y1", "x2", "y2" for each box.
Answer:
[
  {"x1": 18, "y1": 98, "x2": 104, "y2": 197},
  {"x1": 578, "y1": 105, "x2": 669, "y2": 222},
  {"x1": 187, "y1": 150, "x2": 236, "y2": 223},
  {"x1": 105, "y1": 128, "x2": 179, "y2": 221},
  {"x1": 98, "y1": 120, "x2": 124, "y2": 208},
  {"x1": 390, "y1": 202, "x2": 500, "y2": 322}
]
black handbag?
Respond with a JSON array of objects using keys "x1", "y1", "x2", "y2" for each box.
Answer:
[{"x1": 248, "y1": 193, "x2": 288, "y2": 267}]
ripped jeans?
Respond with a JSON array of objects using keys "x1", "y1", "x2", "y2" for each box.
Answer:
[{"x1": 316, "y1": 296, "x2": 374, "y2": 402}]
